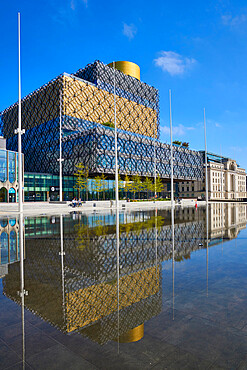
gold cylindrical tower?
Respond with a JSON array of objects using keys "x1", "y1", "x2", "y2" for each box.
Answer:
[
  {"x1": 108, "y1": 61, "x2": 140, "y2": 80},
  {"x1": 116, "y1": 324, "x2": 144, "y2": 343}
]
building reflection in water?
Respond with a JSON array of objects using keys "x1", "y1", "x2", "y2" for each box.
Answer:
[
  {"x1": 171, "y1": 203, "x2": 175, "y2": 321},
  {"x1": 0, "y1": 217, "x2": 22, "y2": 277},
  {"x1": 19, "y1": 213, "x2": 27, "y2": 370},
  {"x1": 1, "y1": 203, "x2": 247, "y2": 349},
  {"x1": 0, "y1": 214, "x2": 26, "y2": 368}
]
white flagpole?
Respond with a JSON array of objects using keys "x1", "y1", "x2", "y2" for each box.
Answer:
[
  {"x1": 154, "y1": 119, "x2": 157, "y2": 200},
  {"x1": 204, "y1": 108, "x2": 209, "y2": 296},
  {"x1": 19, "y1": 212, "x2": 26, "y2": 367},
  {"x1": 220, "y1": 145, "x2": 223, "y2": 200},
  {"x1": 16, "y1": 13, "x2": 25, "y2": 213},
  {"x1": 113, "y1": 62, "x2": 119, "y2": 208},
  {"x1": 59, "y1": 90, "x2": 63, "y2": 202},
  {"x1": 116, "y1": 208, "x2": 120, "y2": 353},
  {"x1": 204, "y1": 108, "x2": 208, "y2": 206},
  {"x1": 169, "y1": 90, "x2": 174, "y2": 208},
  {"x1": 60, "y1": 214, "x2": 65, "y2": 323},
  {"x1": 171, "y1": 202, "x2": 175, "y2": 320}
]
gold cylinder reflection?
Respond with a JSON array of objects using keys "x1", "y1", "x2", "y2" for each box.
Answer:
[
  {"x1": 117, "y1": 324, "x2": 144, "y2": 343},
  {"x1": 108, "y1": 61, "x2": 140, "y2": 80}
]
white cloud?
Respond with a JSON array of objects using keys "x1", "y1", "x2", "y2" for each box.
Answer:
[
  {"x1": 222, "y1": 13, "x2": 247, "y2": 26},
  {"x1": 160, "y1": 124, "x2": 195, "y2": 137},
  {"x1": 122, "y1": 23, "x2": 137, "y2": 40},
  {"x1": 154, "y1": 51, "x2": 196, "y2": 76},
  {"x1": 207, "y1": 119, "x2": 222, "y2": 128},
  {"x1": 230, "y1": 146, "x2": 247, "y2": 152},
  {"x1": 70, "y1": 0, "x2": 75, "y2": 10},
  {"x1": 70, "y1": 0, "x2": 87, "y2": 10},
  {"x1": 82, "y1": 0, "x2": 88, "y2": 7}
]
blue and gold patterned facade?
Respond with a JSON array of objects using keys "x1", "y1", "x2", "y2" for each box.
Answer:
[{"x1": 0, "y1": 60, "x2": 203, "y2": 201}]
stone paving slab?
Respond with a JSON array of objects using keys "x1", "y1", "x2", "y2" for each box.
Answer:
[{"x1": 0, "y1": 200, "x2": 206, "y2": 216}]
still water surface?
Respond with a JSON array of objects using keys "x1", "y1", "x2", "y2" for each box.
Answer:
[{"x1": 1, "y1": 203, "x2": 247, "y2": 369}]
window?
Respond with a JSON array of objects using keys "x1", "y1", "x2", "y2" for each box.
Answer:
[
  {"x1": 8, "y1": 152, "x2": 16, "y2": 183},
  {"x1": 0, "y1": 150, "x2": 7, "y2": 182}
]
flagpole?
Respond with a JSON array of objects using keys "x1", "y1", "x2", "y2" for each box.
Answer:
[
  {"x1": 154, "y1": 117, "x2": 157, "y2": 200},
  {"x1": 116, "y1": 208, "x2": 120, "y2": 353},
  {"x1": 204, "y1": 108, "x2": 208, "y2": 207},
  {"x1": 16, "y1": 13, "x2": 25, "y2": 213},
  {"x1": 113, "y1": 62, "x2": 119, "y2": 208},
  {"x1": 19, "y1": 212, "x2": 26, "y2": 367},
  {"x1": 220, "y1": 145, "x2": 223, "y2": 200},
  {"x1": 204, "y1": 108, "x2": 209, "y2": 297},
  {"x1": 169, "y1": 90, "x2": 174, "y2": 208},
  {"x1": 59, "y1": 90, "x2": 64, "y2": 202}
]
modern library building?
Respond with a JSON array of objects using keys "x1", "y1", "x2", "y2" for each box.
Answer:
[{"x1": 0, "y1": 60, "x2": 203, "y2": 202}]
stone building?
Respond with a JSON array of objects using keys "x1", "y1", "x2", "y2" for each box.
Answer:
[
  {"x1": 209, "y1": 203, "x2": 247, "y2": 240},
  {"x1": 165, "y1": 152, "x2": 246, "y2": 201}
]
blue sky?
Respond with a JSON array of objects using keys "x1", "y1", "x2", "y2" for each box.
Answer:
[{"x1": 1, "y1": 0, "x2": 247, "y2": 168}]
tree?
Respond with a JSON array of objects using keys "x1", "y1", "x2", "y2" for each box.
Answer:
[
  {"x1": 102, "y1": 121, "x2": 114, "y2": 129},
  {"x1": 124, "y1": 174, "x2": 131, "y2": 198},
  {"x1": 100, "y1": 174, "x2": 107, "y2": 200},
  {"x1": 118, "y1": 174, "x2": 124, "y2": 194},
  {"x1": 75, "y1": 222, "x2": 88, "y2": 251},
  {"x1": 173, "y1": 140, "x2": 182, "y2": 146},
  {"x1": 74, "y1": 164, "x2": 89, "y2": 200},
  {"x1": 112, "y1": 174, "x2": 124, "y2": 199},
  {"x1": 156, "y1": 175, "x2": 164, "y2": 196},
  {"x1": 143, "y1": 177, "x2": 153, "y2": 199},
  {"x1": 132, "y1": 175, "x2": 143, "y2": 199},
  {"x1": 128, "y1": 178, "x2": 136, "y2": 200},
  {"x1": 94, "y1": 176, "x2": 102, "y2": 201}
]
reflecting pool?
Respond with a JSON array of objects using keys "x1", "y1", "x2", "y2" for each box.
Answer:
[{"x1": 1, "y1": 203, "x2": 247, "y2": 369}]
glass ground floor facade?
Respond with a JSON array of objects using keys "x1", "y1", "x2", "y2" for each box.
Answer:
[
  {"x1": 24, "y1": 172, "x2": 178, "y2": 202},
  {"x1": 24, "y1": 173, "x2": 118, "y2": 202}
]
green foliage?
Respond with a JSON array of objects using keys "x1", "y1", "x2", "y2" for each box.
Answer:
[
  {"x1": 144, "y1": 177, "x2": 153, "y2": 191},
  {"x1": 75, "y1": 223, "x2": 88, "y2": 250},
  {"x1": 124, "y1": 174, "x2": 131, "y2": 193},
  {"x1": 172, "y1": 140, "x2": 189, "y2": 148},
  {"x1": 173, "y1": 140, "x2": 182, "y2": 146},
  {"x1": 75, "y1": 220, "x2": 107, "y2": 250},
  {"x1": 120, "y1": 215, "x2": 165, "y2": 235},
  {"x1": 100, "y1": 173, "x2": 107, "y2": 185},
  {"x1": 102, "y1": 121, "x2": 114, "y2": 129},
  {"x1": 143, "y1": 177, "x2": 153, "y2": 199},
  {"x1": 94, "y1": 176, "x2": 102, "y2": 200},
  {"x1": 155, "y1": 175, "x2": 164, "y2": 193},
  {"x1": 100, "y1": 174, "x2": 107, "y2": 199},
  {"x1": 74, "y1": 163, "x2": 89, "y2": 198},
  {"x1": 133, "y1": 175, "x2": 143, "y2": 192},
  {"x1": 128, "y1": 175, "x2": 143, "y2": 198},
  {"x1": 118, "y1": 174, "x2": 124, "y2": 190}
]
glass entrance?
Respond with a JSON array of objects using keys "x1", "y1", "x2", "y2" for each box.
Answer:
[{"x1": 9, "y1": 188, "x2": 16, "y2": 203}]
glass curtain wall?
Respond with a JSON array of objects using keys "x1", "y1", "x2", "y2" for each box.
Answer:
[{"x1": 0, "y1": 150, "x2": 7, "y2": 182}]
